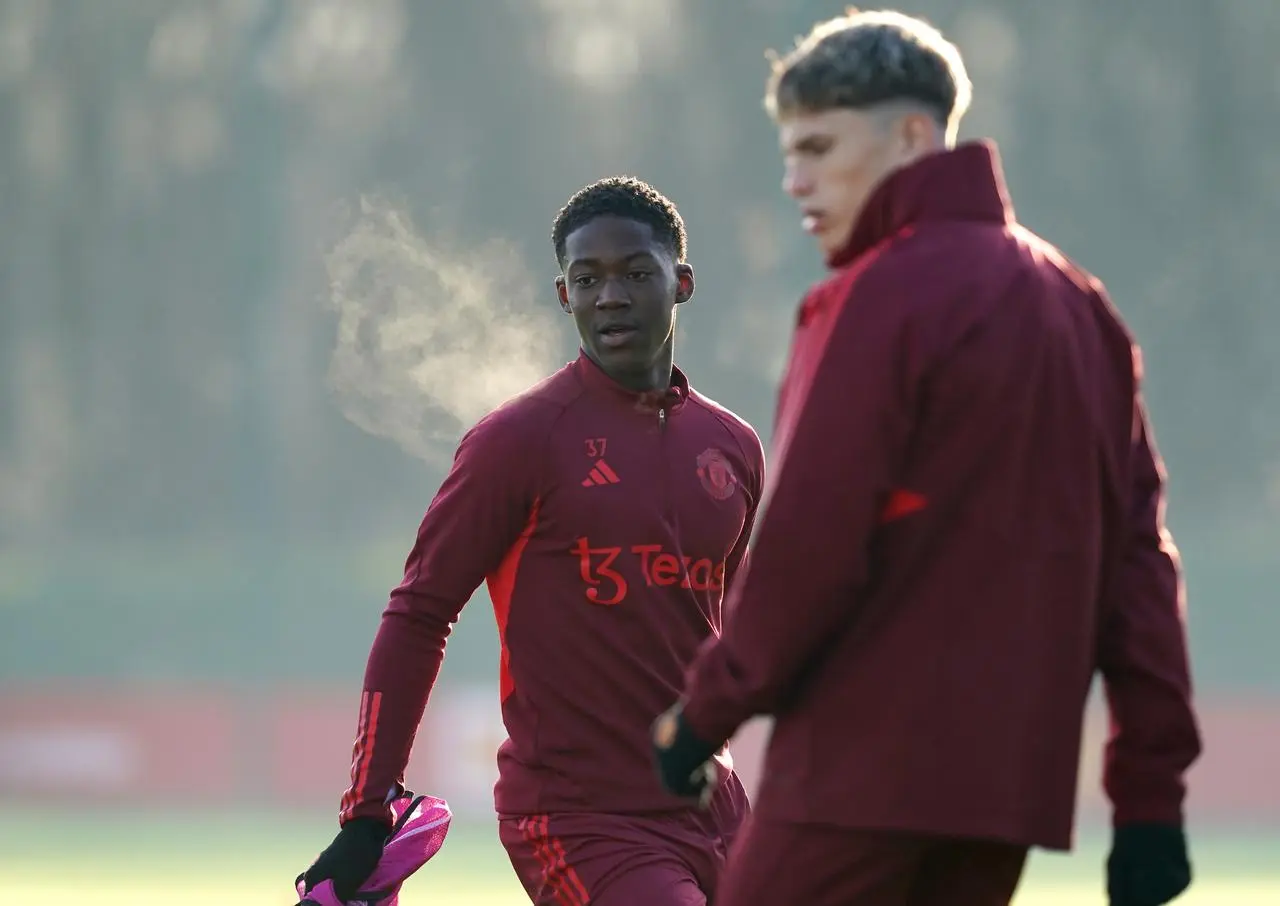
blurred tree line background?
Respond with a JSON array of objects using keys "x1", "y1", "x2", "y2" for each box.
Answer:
[{"x1": 1, "y1": 0, "x2": 1275, "y2": 692}]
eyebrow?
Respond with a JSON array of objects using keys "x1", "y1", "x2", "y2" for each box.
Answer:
[
  {"x1": 567, "y1": 251, "x2": 660, "y2": 269},
  {"x1": 787, "y1": 133, "x2": 832, "y2": 153}
]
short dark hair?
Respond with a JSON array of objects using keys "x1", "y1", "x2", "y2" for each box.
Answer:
[
  {"x1": 552, "y1": 176, "x2": 688, "y2": 267},
  {"x1": 765, "y1": 9, "x2": 972, "y2": 140}
]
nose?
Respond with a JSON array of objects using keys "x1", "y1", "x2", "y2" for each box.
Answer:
[
  {"x1": 595, "y1": 276, "x2": 630, "y2": 310},
  {"x1": 783, "y1": 162, "x2": 812, "y2": 199}
]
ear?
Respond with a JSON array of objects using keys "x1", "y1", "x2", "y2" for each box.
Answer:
[
  {"x1": 899, "y1": 109, "x2": 943, "y2": 155},
  {"x1": 554, "y1": 275, "x2": 571, "y2": 313},
  {"x1": 674, "y1": 264, "x2": 695, "y2": 305}
]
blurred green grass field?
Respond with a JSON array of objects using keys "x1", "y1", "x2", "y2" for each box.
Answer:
[{"x1": 0, "y1": 808, "x2": 1275, "y2": 905}]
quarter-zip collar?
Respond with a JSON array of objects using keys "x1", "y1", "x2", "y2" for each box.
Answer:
[{"x1": 574, "y1": 351, "x2": 689, "y2": 415}]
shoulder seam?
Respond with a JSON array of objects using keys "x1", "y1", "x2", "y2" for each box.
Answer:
[
  {"x1": 473, "y1": 372, "x2": 585, "y2": 497},
  {"x1": 524, "y1": 376, "x2": 587, "y2": 495}
]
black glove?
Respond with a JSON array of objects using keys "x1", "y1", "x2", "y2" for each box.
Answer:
[
  {"x1": 1107, "y1": 823, "x2": 1192, "y2": 906},
  {"x1": 652, "y1": 703, "x2": 719, "y2": 804},
  {"x1": 297, "y1": 816, "x2": 392, "y2": 903}
]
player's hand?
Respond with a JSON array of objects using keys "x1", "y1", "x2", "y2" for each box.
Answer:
[
  {"x1": 1106, "y1": 823, "x2": 1192, "y2": 906},
  {"x1": 652, "y1": 702, "x2": 719, "y2": 806},
  {"x1": 297, "y1": 817, "x2": 392, "y2": 903}
]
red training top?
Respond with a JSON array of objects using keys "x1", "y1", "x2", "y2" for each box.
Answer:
[{"x1": 342, "y1": 352, "x2": 765, "y2": 823}]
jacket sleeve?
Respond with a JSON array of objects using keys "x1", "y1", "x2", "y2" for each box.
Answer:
[
  {"x1": 1098, "y1": 397, "x2": 1202, "y2": 826},
  {"x1": 339, "y1": 409, "x2": 540, "y2": 824},
  {"x1": 681, "y1": 268, "x2": 921, "y2": 747}
]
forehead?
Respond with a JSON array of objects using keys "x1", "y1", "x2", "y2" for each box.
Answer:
[
  {"x1": 778, "y1": 107, "x2": 874, "y2": 150},
  {"x1": 563, "y1": 215, "x2": 665, "y2": 266}
]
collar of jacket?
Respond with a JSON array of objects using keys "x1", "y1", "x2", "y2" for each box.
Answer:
[
  {"x1": 574, "y1": 351, "x2": 689, "y2": 414},
  {"x1": 827, "y1": 139, "x2": 1015, "y2": 269}
]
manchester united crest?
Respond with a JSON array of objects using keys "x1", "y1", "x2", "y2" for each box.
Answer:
[{"x1": 696, "y1": 448, "x2": 738, "y2": 501}]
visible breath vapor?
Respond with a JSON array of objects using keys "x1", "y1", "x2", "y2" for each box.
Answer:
[{"x1": 324, "y1": 196, "x2": 560, "y2": 463}]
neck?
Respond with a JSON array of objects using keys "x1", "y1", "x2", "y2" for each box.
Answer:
[{"x1": 589, "y1": 345, "x2": 674, "y2": 393}]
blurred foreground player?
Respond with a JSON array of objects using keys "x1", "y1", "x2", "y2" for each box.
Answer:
[
  {"x1": 298, "y1": 177, "x2": 764, "y2": 906},
  {"x1": 652, "y1": 11, "x2": 1201, "y2": 906}
]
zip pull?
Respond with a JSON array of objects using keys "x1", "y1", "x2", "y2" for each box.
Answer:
[{"x1": 658, "y1": 408, "x2": 667, "y2": 428}]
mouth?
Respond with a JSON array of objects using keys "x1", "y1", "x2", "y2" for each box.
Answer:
[
  {"x1": 597, "y1": 324, "x2": 640, "y2": 348},
  {"x1": 800, "y1": 210, "x2": 825, "y2": 234}
]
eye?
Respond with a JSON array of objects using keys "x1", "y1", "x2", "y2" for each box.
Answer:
[
  {"x1": 573, "y1": 275, "x2": 597, "y2": 288},
  {"x1": 793, "y1": 138, "x2": 832, "y2": 159},
  {"x1": 627, "y1": 270, "x2": 651, "y2": 282}
]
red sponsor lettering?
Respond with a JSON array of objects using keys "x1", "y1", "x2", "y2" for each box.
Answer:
[
  {"x1": 572, "y1": 537, "x2": 628, "y2": 605},
  {"x1": 686, "y1": 557, "x2": 722, "y2": 591},
  {"x1": 576, "y1": 539, "x2": 724, "y2": 603},
  {"x1": 652, "y1": 553, "x2": 681, "y2": 586},
  {"x1": 634, "y1": 545, "x2": 723, "y2": 592}
]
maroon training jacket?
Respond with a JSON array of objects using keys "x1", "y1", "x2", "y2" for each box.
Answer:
[{"x1": 680, "y1": 142, "x2": 1201, "y2": 850}]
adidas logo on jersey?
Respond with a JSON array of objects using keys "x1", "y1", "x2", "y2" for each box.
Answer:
[{"x1": 581, "y1": 459, "x2": 620, "y2": 487}]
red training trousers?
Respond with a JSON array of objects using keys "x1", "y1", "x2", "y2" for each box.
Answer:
[
  {"x1": 715, "y1": 814, "x2": 1029, "y2": 906},
  {"x1": 499, "y1": 788, "x2": 746, "y2": 905}
]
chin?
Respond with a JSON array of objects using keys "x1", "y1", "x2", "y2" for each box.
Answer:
[{"x1": 591, "y1": 344, "x2": 642, "y2": 366}]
